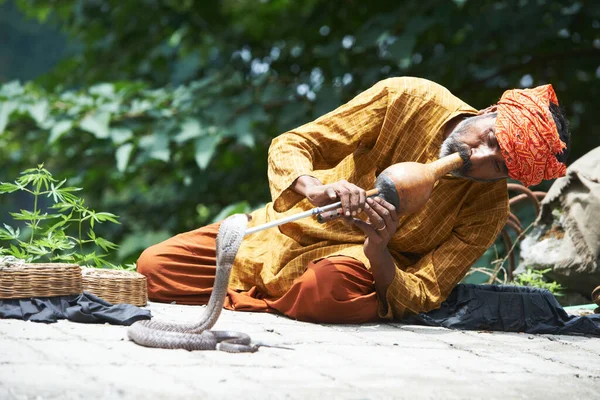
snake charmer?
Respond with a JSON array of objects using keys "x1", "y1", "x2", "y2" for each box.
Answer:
[{"x1": 136, "y1": 77, "x2": 571, "y2": 323}]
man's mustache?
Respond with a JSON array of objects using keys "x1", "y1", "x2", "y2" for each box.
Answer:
[{"x1": 441, "y1": 137, "x2": 472, "y2": 176}]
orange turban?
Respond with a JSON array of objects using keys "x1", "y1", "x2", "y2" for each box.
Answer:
[{"x1": 495, "y1": 84, "x2": 567, "y2": 187}]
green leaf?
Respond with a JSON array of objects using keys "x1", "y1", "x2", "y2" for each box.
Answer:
[
  {"x1": 89, "y1": 83, "x2": 115, "y2": 98},
  {"x1": 115, "y1": 263, "x2": 138, "y2": 272},
  {"x1": 50, "y1": 252, "x2": 77, "y2": 263},
  {"x1": 45, "y1": 218, "x2": 69, "y2": 234},
  {"x1": 48, "y1": 120, "x2": 73, "y2": 144},
  {"x1": 8, "y1": 244, "x2": 28, "y2": 260},
  {"x1": 50, "y1": 202, "x2": 75, "y2": 213},
  {"x1": 94, "y1": 236, "x2": 119, "y2": 252},
  {"x1": 139, "y1": 132, "x2": 170, "y2": 162},
  {"x1": 47, "y1": 179, "x2": 67, "y2": 203},
  {"x1": 10, "y1": 210, "x2": 38, "y2": 221},
  {"x1": 110, "y1": 127, "x2": 133, "y2": 145},
  {"x1": 0, "y1": 224, "x2": 20, "y2": 240},
  {"x1": 79, "y1": 111, "x2": 111, "y2": 139},
  {"x1": 6, "y1": 224, "x2": 18, "y2": 238},
  {"x1": 27, "y1": 100, "x2": 49, "y2": 124},
  {"x1": 23, "y1": 243, "x2": 49, "y2": 256},
  {"x1": 0, "y1": 182, "x2": 21, "y2": 193},
  {"x1": 94, "y1": 212, "x2": 120, "y2": 224},
  {"x1": 115, "y1": 143, "x2": 134, "y2": 172},
  {"x1": 0, "y1": 101, "x2": 18, "y2": 135},
  {"x1": 194, "y1": 135, "x2": 220, "y2": 170},
  {"x1": 10, "y1": 209, "x2": 59, "y2": 221},
  {"x1": 17, "y1": 167, "x2": 54, "y2": 191},
  {"x1": 174, "y1": 118, "x2": 203, "y2": 144},
  {"x1": 54, "y1": 187, "x2": 82, "y2": 204}
]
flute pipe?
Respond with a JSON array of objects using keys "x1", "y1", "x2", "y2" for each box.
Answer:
[
  {"x1": 244, "y1": 188, "x2": 380, "y2": 236},
  {"x1": 244, "y1": 203, "x2": 339, "y2": 236}
]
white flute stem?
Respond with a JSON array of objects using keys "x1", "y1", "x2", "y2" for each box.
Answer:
[{"x1": 244, "y1": 201, "x2": 342, "y2": 236}]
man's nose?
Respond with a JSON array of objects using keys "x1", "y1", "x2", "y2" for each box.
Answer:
[
  {"x1": 470, "y1": 145, "x2": 506, "y2": 172},
  {"x1": 470, "y1": 146, "x2": 494, "y2": 165}
]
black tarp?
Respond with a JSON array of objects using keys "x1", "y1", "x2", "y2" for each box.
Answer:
[
  {"x1": 3, "y1": 284, "x2": 599, "y2": 336},
  {"x1": 404, "y1": 284, "x2": 600, "y2": 336},
  {"x1": 0, "y1": 291, "x2": 151, "y2": 325}
]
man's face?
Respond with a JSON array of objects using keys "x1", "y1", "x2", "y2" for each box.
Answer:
[{"x1": 440, "y1": 114, "x2": 509, "y2": 182}]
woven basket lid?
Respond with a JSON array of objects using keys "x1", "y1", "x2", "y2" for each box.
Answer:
[
  {"x1": 0, "y1": 257, "x2": 82, "y2": 299},
  {"x1": 81, "y1": 267, "x2": 148, "y2": 307}
]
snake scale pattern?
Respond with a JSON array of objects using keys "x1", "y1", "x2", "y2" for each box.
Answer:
[{"x1": 127, "y1": 214, "x2": 257, "y2": 352}]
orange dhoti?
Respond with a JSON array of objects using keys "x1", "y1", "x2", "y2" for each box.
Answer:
[{"x1": 136, "y1": 223, "x2": 380, "y2": 324}]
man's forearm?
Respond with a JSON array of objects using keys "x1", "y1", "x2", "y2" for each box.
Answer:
[
  {"x1": 366, "y1": 247, "x2": 396, "y2": 308},
  {"x1": 291, "y1": 175, "x2": 322, "y2": 197}
]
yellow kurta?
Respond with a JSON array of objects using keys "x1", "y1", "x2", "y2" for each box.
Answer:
[{"x1": 230, "y1": 77, "x2": 509, "y2": 320}]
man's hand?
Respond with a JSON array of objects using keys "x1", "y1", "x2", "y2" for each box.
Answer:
[
  {"x1": 352, "y1": 196, "x2": 399, "y2": 258},
  {"x1": 305, "y1": 180, "x2": 366, "y2": 217},
  {"x1": 352, "y1": 196, "x2": 399, "y2": 304}
]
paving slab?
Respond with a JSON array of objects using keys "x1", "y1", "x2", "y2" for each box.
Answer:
[{"x1": 1, "y1": 301, "x2": 599, "y2": 399}]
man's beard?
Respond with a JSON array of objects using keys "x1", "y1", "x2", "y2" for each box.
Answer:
[{"x1": 439, "y1": 121, "x2": 472, "y2": 178}]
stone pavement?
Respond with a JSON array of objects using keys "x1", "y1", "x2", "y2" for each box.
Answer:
[{"x1": 1, "y1": 302, "x2": 599, "y2": 400}]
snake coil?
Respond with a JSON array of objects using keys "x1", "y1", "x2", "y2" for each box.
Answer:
[{"x1": 127, "y1": 214, "x2": 257, "y2": 352}]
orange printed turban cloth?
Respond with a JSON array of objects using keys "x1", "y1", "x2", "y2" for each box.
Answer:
[{"x1": 495, "y1": 84, "x2": 567, "y2": 187}]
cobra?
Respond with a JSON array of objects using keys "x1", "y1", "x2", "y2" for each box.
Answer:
[{"x1": 127, "y1": 214, "x2": 257, "y2": 353}]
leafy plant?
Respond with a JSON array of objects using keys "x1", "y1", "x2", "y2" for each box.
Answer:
[
  {"x1": 0, "y1": 164, "x2": 121, "y2": 267},
  {"x1": 513, "y1": 268, "x2": 564, "y2": 296}
]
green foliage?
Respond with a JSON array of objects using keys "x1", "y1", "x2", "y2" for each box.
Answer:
[
  {"x1": 0, "y1": 78, "x2": 271, "y2": 264},
  {"x1": 13, "y1": 0, "x2": 599, "y2": 165},
  {"x1": 513, "y1": 268, "x2": 565, "y2": 295},
  {"x1": 0, "y1": 164, "x2": 121, "y2": 267}
]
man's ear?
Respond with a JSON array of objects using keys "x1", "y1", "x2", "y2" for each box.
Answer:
[{"x1": 477, "y1": 105, "x2": 498, "y2": 115}]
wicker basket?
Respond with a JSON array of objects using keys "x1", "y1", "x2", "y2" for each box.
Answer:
[
  {"x1": 82, "y1": 268, "x2": 147, "y2": 306},
  {"x1": 0, "y1": 262, "x2": 82, "y2": 299}
]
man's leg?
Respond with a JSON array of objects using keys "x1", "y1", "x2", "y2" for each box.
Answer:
[
  {"x1": 265, "y1": 257, "x2": 380, "y2": 324},
  {"x1": 138, "y1": 226, "x2": 379, "y2": 322}
]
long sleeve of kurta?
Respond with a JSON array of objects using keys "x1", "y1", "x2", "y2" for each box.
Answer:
[
  {"x1": 267, "y1": 81, "x2": 390, "y2": 212},
  {"x1": 378, "y1": 180, "x2": 509, "y2": 320}
]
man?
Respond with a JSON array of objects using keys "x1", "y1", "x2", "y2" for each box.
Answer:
[{"x1": 137, "y1": 77, "x2": 571, "y2": 323}]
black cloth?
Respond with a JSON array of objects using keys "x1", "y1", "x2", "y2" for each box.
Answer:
[
  {"x1": 0, "y1": 291, "x2": 151, "y2": 325},
  {"x1": 404, "y1": 284, "x2": 600, "y2": 337}
]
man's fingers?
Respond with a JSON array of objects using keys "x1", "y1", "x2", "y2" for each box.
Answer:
[
  {"x1": 326, "y1": 187, "x2": 337, "y2": 200},
  {"x1": 344, "y1": 182, "x2": 362, "y2": 217},
  {"x1": 363, "y1": 201, "x2": 385, "y2": 229},
  {"x1": 329, "y1": 180, "x2": 367, "y2": 218},
  {"x1": 339, "y1": 187, "x2": 351, "y2": 217},
  {"x1": 370, "y1": 197, "x2": 397, "y2": 226},
  {"x1": 358, "y1": 190, "x2": 366, "y2": 214},
  {"x1": 334, "y1": 181, "x2": 352, "y2": 217},
  {"x1": 374, "y1": 196, "x2": 398, "y2": 219}
]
